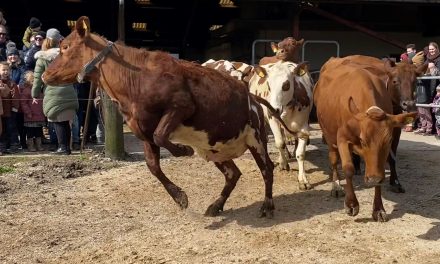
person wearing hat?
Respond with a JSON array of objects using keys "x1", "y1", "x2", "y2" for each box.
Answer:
[
  {"x1": 32, "y1": 27, "x2": 78, "y2": 155},
  {"x1": 24, "y1": 30, "x2": 45, "y2": 71},
  {"x1": 0, "y1": 24, "x2": 9, "y2": 61},
  {"x1": 22, "y1": 17, "x2": 42, "y2": 51}
]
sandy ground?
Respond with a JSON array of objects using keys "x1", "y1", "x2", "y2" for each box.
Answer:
[{"x1": 0, "y1": 124, "x2": 439, "y2": 264}]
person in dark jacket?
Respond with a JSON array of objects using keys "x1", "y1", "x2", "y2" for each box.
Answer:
[{"x1": 24, "y1": 31, "x2": 45, "y2": 71}]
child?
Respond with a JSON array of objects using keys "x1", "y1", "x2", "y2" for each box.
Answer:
[
  {"x1": 0, "y1": 61, "x2": 19, "y2": 154},
  {"x1": 19, "y1": 71, "x2": 45, "y2": 151},
  {"x1": 432, "y1": 85, "x2": 440, "y2": 140}
]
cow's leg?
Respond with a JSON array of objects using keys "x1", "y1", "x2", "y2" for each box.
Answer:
[
  {"x1": 268, "y1": 118, "x2": 289, "y2": 170},
  {"x1": 143, "y1": 141, "x2": 188, "y2": 209},
  {"x1": 248, "y1": 144, "x2": 275, "y2": 218},
  {"x1": 205, "y1": 160, "x2": 242, "y2": 217},
  {"x1": 296, "y1": 136, "x2": 312, "y2": 190},
  {"x1": 329, "y1": 149, "x2": 345, "y2": 197},
  {"x1": 338, "y1": 142, "x2": 359, "y2": 217},
  {"x1": 388, "y1": 130, "x2": 405, "y2": 193},
  {"x1": 352, "y1": 153, "x2": 362, "y2": 175},
  {"x1": 153, "y1": 109, "x2": 194, "y2": 157},
  {"x1": 372, "y1": 186, "x2": 388, "y2": 222}
]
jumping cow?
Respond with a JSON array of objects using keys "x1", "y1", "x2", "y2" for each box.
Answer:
[
  {"x1": 314, "y1": 57, "x2": 417, "y2": 221},
  {"x1": 42, "y1": 16, "x2": 278, "y2": 218}
]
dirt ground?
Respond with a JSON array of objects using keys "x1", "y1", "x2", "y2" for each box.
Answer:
[{"x1": 1, "y1": 124, "x2": 439, "y2": 264}]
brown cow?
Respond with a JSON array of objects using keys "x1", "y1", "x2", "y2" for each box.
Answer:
[
  {"x1": 259, "y1": 37, "x2": 304, "y2": 65},
  {"x1": 42, "y1": 16, "x2": 277, "y2": 218},
  {"x1": 314, "y1": 57, "x2": 417, "y2": 221},
  {"x1": 325, "y1": 56, "x2": 426, "y2": 193}
]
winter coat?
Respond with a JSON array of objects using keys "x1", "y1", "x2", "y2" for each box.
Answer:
[
  {"x1": 0, "y1": 81, "x2": 11, "y2": 116},
  {"x1": 22, "y1": 27, "x2": 34, "y2": 50},
  {"x1": 0, "y1": 79, "x2": 20, "y2": 118},
  {"x1": 20, "y1": 83, "x2": 45, "y2": 123},
  {"x1": 31, "y1": 48, "x2": 78, "y2": 120},
  {"x1": 24, "y1": 43, "x2": 41, "y2": 71},
  {"x1": 10, "y1": 61, "x2": 26, "y2": 87}
]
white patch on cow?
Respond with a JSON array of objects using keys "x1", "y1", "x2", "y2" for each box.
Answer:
[
  {"x1": 169, "y1": 124, "x2": 261, "y2": 162},
  {"x1": 265, "y1": 61, "x2": 296, "y2": 111},
  {"x1": 201, "y1": 59, "x2": 216, "y2": 66}
]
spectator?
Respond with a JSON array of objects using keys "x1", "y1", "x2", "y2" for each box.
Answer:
[
  {"x1": 24, "y1": 30, "x2": 45, "y2": 71},
  {"x1": 22, "y1": 17, "x2": 42, "y2": 51},
  {"x1": 432, "y1": 85, "x2": 440, "y2": 141},
  {"x1": 415, "y1": 42, "x2": 440, "y2": 136},
  {"x1": 0, "y1": 24, "x2": 9, "y2": 61},
  {"x1": 20, "y1": 71, "x2": 45, "y2": 151},
  {"x1": 0, "y1": 10, "x2": 6, "y2": 26},
  {"x1": 0, "y1": 61, "x2": 20, "y2": 154},
  {"x1": 7, "y1": 47, "x2": 27, "y2": 149},
  {"x1": 0, "y1": 71, "x2": 10, "y2": 155},
  {"x1": 32, "y1": 28, "x2": 78, "y2": 155}
]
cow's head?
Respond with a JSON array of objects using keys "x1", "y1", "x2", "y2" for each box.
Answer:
[
  {"x1": 43, "y1": 16, "x2": 105, "y2": 85},
  {"x1": 255, "y1": 61, "x2": 310, "y2": 115},
  {"x1": 383, "y1": 59, "x2": 427, "y2": 112},
  {"x1": 345, "y1": 99, "x2": 417, "y2": 186},
  {"x1": 270, "y1": 37, "x2": 304, "y2": 62}
]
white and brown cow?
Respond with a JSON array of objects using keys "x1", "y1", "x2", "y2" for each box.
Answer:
[
  {"x1": 202, "y1": 59, "x2": 314, "y2": 190},
  {"x1": 248, "y1": 61, "x2": 314, "y2": 190}
]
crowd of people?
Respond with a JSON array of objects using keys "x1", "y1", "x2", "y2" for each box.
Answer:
[
  {"x1": 0, "y1": 13, "x2": 105, "y2": 156},
  {"x1": 400, "y1": 43, "x2": 440, "y2": 140}
]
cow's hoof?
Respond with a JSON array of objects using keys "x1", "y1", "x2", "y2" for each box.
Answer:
[
  {"x1": 372, "y1": 210, "x2": 388, "y2": 222},
  {"x1": 276, "y1": 162, "x2": 290, "y2": 171},
  {"x1": 204, "y1": 203, "x2": 223, "y2": 217},
  {"x1": 175, "y1": 144, "x2": 194, "y2": 157},
  {"x1": 299, "y1": 182, "x2": 313, "y2": 190},
  {"x1": 331, "y1": 188, "x2": 345, "y2": 198},
  {"x1": 172, "y1": 189, "x2": 188, "y2": 209},
  {"x1": 389, "y1": 183, "x2": 405, "y2": 193},
  {"x1": 344, "y1": 203, "x2": 359, "y2": 216},
  {"x1": 259, "y1": 198, "x2": 275, "y2": 219}
]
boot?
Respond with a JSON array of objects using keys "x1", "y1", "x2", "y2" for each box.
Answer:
[
  {"x1": 35, "y1": 137, "x2": 44, "y2": 151},
  {"x1": 53, "y1": 144, "x2": 71, "y2": 155},
  {"x1": 26, "y1": 138, "x2": 37, "y2": 152}
]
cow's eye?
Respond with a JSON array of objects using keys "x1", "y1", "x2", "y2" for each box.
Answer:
[{"x1": 282, "y1": 81, "x2": 290, "y2": 91}]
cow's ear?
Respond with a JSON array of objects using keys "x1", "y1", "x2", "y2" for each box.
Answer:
[
  {"x1": 389, "y1": 111, "x2": 418, "y2": 127},
  {"x1": 293, "y1": 61, "x2": 309, "y2": 76},
  {"x1": 348, "y1": 97, "x2": 360, "y2": 117},
  {"x1": 254, "y1": 66, "x2": 267, "y2": 78},
  {"x1": 76, "y1": 16, "x2": 91, "y2": 38},
  {"x1": 383, "y1": 58, "x2": 396, "y2": 71},
  {"x1": 297, "y1": 38, "x2": 305, "y2": 46},
  {"x1": 271, "y1": 42, "x2": 278, "y2": 53}
]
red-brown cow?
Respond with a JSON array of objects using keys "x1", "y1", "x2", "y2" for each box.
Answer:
[
  {"x1": 314, "y1": 57, "x2": 417, "y2": 221},
  {"x1": 326, "y1": 56, "x2": 426, "y2": 193},
  {"x1": 259, "y1": 37, "x2": 304, "y2": 65},
  {"x1": 42, "y1": 16, "x2": 277, "y2": 218}
]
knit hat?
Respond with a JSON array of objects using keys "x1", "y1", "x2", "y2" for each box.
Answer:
[
  {"x1": 46, "y1": 28, "x2": 63, "y2": 42},
  {"x1": 6, "y1": 48, "x2": 19, "y2": 56},
  {"x1": 6, "y1": 41, "x2": 16, "y2": 50},
  {"x1": 35, "y1": 31, "x2": 46, "y2": 39},
  {"x1": 29, "y1": 17, "x2": 41, "y2": 29}
]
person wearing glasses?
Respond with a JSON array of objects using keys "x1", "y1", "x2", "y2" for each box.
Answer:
[
  {"x1": 0, "y1": 24, "x2": 9, "y2": 61},
  {"x1": 24, "y1": 31, "x2": 45, "y2": 71}
]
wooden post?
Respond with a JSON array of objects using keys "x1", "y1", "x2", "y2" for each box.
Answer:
[{"x1": 102, "y1": 0, "x2": 125, "y2": 159}]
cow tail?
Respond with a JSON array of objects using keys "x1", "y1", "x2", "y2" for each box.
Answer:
[{"x1": 250, "y1": 94, "x2": 297, "y2": 135}]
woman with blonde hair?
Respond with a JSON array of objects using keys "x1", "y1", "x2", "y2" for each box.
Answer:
[{"x1": 31, "y1": 28, "x2": 78, "y2": 155}]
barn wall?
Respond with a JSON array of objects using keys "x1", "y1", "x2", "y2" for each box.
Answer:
[{"x1": 205, "y1": 29, "x2": 440, "y2": 71}]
